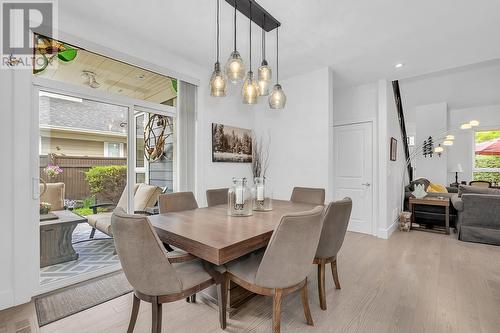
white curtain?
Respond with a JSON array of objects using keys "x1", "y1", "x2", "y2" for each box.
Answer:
[{"x1": 176, "y1": 81, "x2": 197, "y2": 192}]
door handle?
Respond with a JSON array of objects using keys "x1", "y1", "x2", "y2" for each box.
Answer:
[{"x1": 361, "y1": 183, "x2": 371, "y2": 187}]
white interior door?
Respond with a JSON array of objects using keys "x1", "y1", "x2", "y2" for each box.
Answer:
[{"x1": 333, "y1": 122, "x2": 373, "y2": 234}]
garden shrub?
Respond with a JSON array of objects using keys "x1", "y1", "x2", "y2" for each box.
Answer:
[{"x1": 85, "y1": 165, "x2": 127, "y2": 203}]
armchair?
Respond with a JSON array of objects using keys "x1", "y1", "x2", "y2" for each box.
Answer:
[
  {"x1": 39, "y1": 182, "x2": 65, "y2": 211},
  {"x1": 88, "y1": 183, "x2": 162, "y2": 238}
]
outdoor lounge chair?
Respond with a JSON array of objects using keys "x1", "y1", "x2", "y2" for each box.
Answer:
[{"x1": 87, "y1": 183, "x2": 162, "y2": 238}]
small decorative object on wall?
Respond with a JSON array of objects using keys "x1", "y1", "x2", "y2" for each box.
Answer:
[
  {"x1": 390, "y1": 137, "x2": 397, "y2": 161},
  {"x1": 228, "y1": 177, "x2": 253, "y2": 216},
  {"x1": 212, "y1": 123, "x2": 252, "y2": 163},
  {"x1": 422, "y1": 136, "x2": 434, "y2": 158},
  {"x1": 411, "y1": 184, "x2": 427, "y2": 199}
]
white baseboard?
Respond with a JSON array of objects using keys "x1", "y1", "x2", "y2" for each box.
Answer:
[
  {"x1": 0, "y1": 290, "x2": 14, "y2": 311},
  {"x1": 378, "y1": 220, "x2": 398, "y2": 239}
]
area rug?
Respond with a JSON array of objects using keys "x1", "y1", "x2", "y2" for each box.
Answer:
[{"x1": 34, "y1": 271, "x2": 132, "y2": 327}]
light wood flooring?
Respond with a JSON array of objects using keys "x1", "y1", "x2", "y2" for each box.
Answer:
[{"x1": 2, "y1": 230, "x2": 500, "y2": 333}]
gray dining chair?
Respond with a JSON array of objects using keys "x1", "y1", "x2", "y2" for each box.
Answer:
[
  {"x1": 314, "y1": 198, "x2": 352, "y2": 310},
  {"x1": 290, "y1": 187, "x2": 325, "y2": 205},
  {"x1": 206, "y1": 188, "x2": 229, "y2": 207},
  {"x1": 159, "y1": 191, "x2": 198, "y2": 213},
  {"x1": 225, "y1": 206, "x2": 325, "y2": 333},
  {"x1": 111, "y1": 208, "x2": 227, "y2": 333},
  {"x1": 158, "y1": 191, "x2": 199, "y2": 303}
]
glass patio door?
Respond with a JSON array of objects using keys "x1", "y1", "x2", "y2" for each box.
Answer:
[
  {"x1": 38, "y1": 89, "x2": 129, "y2": 287},
  {"x1": 35, "y1": 83, "x2": 178, "y2": 292}
]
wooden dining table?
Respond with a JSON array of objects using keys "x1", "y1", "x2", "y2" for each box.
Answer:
[
  {"x1": 148, "y1": 199, "x2": 319, "y2": 266},
  {"x1": 148, "y1": 199, "x2": 320, "y2": 309}
]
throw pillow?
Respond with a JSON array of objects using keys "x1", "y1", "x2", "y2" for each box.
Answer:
[
  {"x1": 458, "y1": 185, "x2": 500, "y2": 197},
  {"x1": 427, "y1": 183, "x2": 448, "y2": 193}
]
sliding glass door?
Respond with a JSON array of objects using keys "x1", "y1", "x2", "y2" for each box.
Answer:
[{"x1": 35, "y1": 84, "x2": 176, "y2": 291}]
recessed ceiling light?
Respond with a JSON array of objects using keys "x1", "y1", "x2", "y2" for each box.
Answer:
[{"x1": 395, "y1": 63, "x2": 404, "y2": 68}]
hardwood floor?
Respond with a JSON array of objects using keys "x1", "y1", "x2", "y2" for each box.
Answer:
[{"x1": 2, "y1": 230, "x2": 500, "y2": 333}]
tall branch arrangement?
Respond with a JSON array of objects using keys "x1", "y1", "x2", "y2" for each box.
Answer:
[{"x1": 252, "y1": 133, "x2": 270, "y2": 178}]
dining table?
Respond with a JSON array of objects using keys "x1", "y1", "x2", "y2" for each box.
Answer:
[{"x1": 148, "y1": 199, "x2": 320, "y2": 309}]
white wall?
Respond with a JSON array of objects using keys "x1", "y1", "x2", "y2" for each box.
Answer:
[
  {"x1": 254, "y1": 68, "x2": 333, "y2": 201},
  {"x1": 333, "y1": 83, "x2": 378, "y2": 124},
  {"x1": 400, "y1": 60, "x2": 500, "y2": 186},
  {"x1": 414, "y1": 103, "x2": 448, "y2": 184},
  {"x1": 195, "y1": 82, "x2": 257, "y2": 207},
  {"x1": 401, "y1": 59, "x2": 500, "y2": 125},
  {"x1": 447, "y1": 105, "x2": 500, "y2": 184},
  {"x1": 384, "y1": 81, "x2": 407, "y2": 237},
  {"x1": 0, "y1": 69, "x2": 14, "y2": 309}
]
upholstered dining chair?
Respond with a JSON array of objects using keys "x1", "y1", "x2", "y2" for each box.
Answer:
[
  {"x1": 158, "y1": 191, "x2": 199, "y2": 302},
  {"x1": 206, "y1": 188, "x2": 229, "y2": 207},
  {"x1": 314, "y1": 198, "x2": 352, "y2": 310},
  {"x1": 159, "y1": 191, "x2": 198, "y2": 213},
  {"x1": 111, "y1": 208, "x2": 227, "y2": 333},
  {"x1": 225, "y1": 206, "x2": 325, "y2": 333},
  {"x1": 290, "y1": 187, "x2": 325, "y2": 205},
  {"x1": 469, "y1": 180, "x2": 491, "y2": 188}
]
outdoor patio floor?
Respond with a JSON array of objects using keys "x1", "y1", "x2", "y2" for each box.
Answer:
[{"x1": 39, "y1": 224, "x2": 120, "y2": 285}]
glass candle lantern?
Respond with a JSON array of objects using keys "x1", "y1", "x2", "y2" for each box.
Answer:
[
  {"x1": 252, "y1": 177, "x2": 273, "y2": 211},
  {"x1": 228, "y1": 177, "x2": 253, "y2": 216}
]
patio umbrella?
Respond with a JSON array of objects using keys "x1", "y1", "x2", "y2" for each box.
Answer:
[{"x1": 475, "y1": 139, "x2": 500, "y2": 155}]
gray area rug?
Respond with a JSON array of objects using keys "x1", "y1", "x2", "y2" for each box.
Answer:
[{"x1": 34, "y1": 271, "x2": 132, "y2": 327}]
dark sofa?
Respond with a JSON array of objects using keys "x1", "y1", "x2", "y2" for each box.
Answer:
[{"x1": 453, "y1": 185, "x2": 500, "y2": 246}]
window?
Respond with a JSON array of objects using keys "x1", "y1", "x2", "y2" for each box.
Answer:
[
  {"x1": 104, "y1": 142, "x2": 125, "y2": 157},
  {"x1": 473, "y1": 130, "x2": 500, "y2": 184}
]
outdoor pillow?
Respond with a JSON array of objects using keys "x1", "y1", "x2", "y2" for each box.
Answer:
[{"x1": 427, "y1": 183, "x2": 448, "y2": 193}]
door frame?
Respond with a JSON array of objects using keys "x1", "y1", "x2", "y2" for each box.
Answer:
[
  {"x1": 332, "y1": 119, "x2": 378, "y2": 237},
  {"x1": 32, "y1": 77, "x2": 176, "y2": 294}
]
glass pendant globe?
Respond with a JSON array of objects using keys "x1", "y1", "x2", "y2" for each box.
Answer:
[
  {"x1": 268, "y1": 83, "x2": 286, "y2": 109},
  {"x1": 242, "y1": 71, "x2": 259, "y2": 104},
  {"x1": 257, "y1": 62, "x2": 272, "y2": 96},
  {"x1": 209, "y1": 62, "x2": 226, "y2": 97},
  {"x1": 225, "y1": 51, "x2": 245, "y2": 83}
]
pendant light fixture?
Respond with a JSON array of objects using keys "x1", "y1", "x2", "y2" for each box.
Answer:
[
  {"x1": 242, "y1": 1, "x2": 259, "y2": 104},
  {"x1": 225, "y1": 3, "x2": 245, "y2": 83},
  {"x1": 268, "y1": 27, "x2": 286, "y2": 109},
  {"x1": 209, "y1": 0, "x2": 226, "y2": 97},
  {"x1": 257, "y1": 17, "x2": 272, "y2": 96}
]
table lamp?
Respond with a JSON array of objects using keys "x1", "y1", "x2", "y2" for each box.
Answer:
[{"x1": 450, "y1": 163, "x2": 464, "y2": 185}]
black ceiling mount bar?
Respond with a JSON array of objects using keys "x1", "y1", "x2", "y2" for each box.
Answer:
[
  {"x1": 225, "y1": 0, "x2": 281, "y2": 32},
  {"x1": 392, "y1": 80, "x2": 413, "y2": 181}
]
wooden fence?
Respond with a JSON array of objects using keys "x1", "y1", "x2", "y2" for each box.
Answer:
[{"x1": 40, "y1": 155, "x2": 127, "y2": 200}]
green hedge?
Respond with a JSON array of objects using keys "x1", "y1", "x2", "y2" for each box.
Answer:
[{"x1": 85, "y1": 165, "x2": 127, "y2": 203}]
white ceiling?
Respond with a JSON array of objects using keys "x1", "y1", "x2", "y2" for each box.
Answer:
[{"x1": 59, "y1": 0, "x2": 500, "y2": 87}]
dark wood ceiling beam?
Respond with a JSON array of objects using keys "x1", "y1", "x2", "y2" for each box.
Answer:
[{"x1": 225, "y1": 0, "x2": 281, "y2": 32}]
